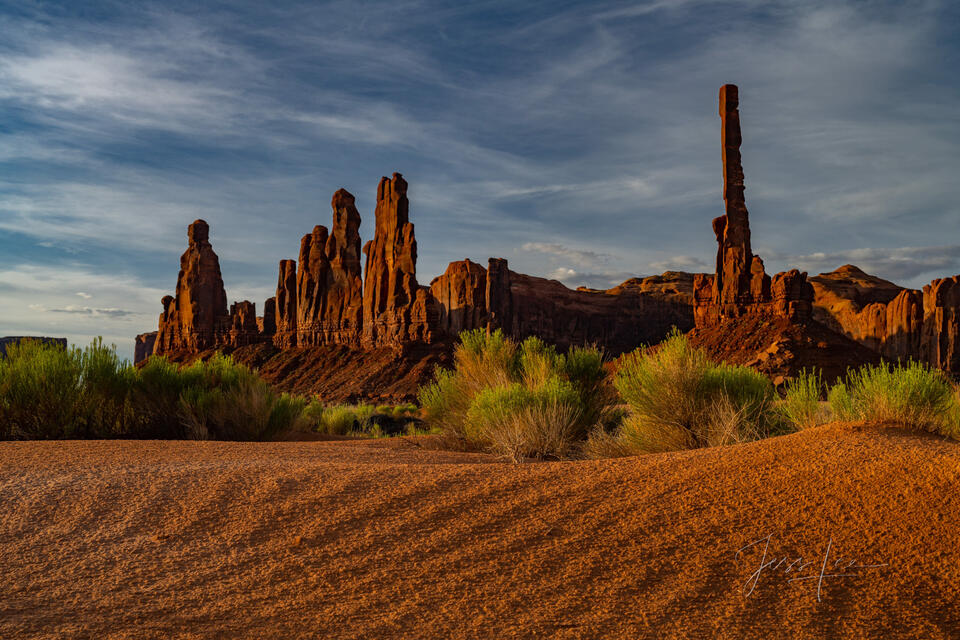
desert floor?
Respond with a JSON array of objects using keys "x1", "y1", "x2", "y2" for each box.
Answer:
[{"x1": 1, "y1": 423, "x2": 959, "y2": 639}]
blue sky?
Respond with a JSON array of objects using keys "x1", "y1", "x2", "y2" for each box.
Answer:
[{"x1": 1, "y1": 0, "x2": 958, "y2": 360}]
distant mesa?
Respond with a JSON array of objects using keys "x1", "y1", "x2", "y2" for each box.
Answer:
[
  {"x1": 0, "y1": 336, "x2": 67, "y2": 357},
  {"x1": 137, "y1": 84, "x2": 960, "y2": 389}
]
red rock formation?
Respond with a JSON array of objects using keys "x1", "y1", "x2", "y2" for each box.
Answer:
[
  {"x1": 429, "y1": 259, "x2": 488, "y2": 335},
  {"x1": 362, "y1": 173, "x2": 437, "y2": 347},
  {"x1": 807, "y1": 265, "x2": 960, "y2": 373},
  {"x1": 154, "y1": 220, "x2": 231, "y2": 355},
  {"x1": 694, "y1": 85, "x2": 813, "y2": 327},
  {"x1": 228, "y1": 301, "x2": 260, "y2": 347},
  {"x1": 259, "y1": 297, "x2": 277, "y2": 336},
  {"x1": 297, "y1": 225, "x2": 331, "y2": 346},
  {"x1": 923, "y1": 276, "x2": 960, "y2": 373},
  {"x1": 431, "y1": 258, "x2": 694, "y2": 355},
  {"x1": 713, "y1": 84, "x2": 754, "y2": 308},
  {"x1": 274, "y1": 259, "x2": 298, "y2": 349},
  {"x1": 485, "y1": 258, "x2": 513, "y2": 334},
  {"x1": 295, "y1": 190, "x2": 364, "y2": 346},
  {"x1": 134, "y1": 332, "x2": 157, "y2": 364},
  {"x1": 809, "y1": 265, "x2": 921, "y2": 360}
]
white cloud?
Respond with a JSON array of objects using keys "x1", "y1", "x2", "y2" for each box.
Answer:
[
  {"x1": 771, "y1": 245, "x2": 960, "y2": 286},
  {"x1": 648, "y1": 255, "x2": 710, "y2": 272},
  {"x1": 522, "y1": 242, "x2": 613, "y2": 268}
]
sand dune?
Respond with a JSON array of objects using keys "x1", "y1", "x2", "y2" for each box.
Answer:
[{"x1": 2, "y1": 424, "x2": 959, "y2": 639}]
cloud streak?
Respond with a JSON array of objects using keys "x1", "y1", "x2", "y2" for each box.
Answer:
[{"x1": 0, "y1": 0, "x2": 958, "y2": 358}]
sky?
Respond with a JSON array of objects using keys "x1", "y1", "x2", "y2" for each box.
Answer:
[{"x1": 1, "y1": 0, "x2": 958, "y2": 361}]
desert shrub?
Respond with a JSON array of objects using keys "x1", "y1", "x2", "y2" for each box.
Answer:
[
  {"x1": 0, "y1": 338, "x2": 139, "y2": 439},
  {"x1": 305, "y1": 403, "x2": 361, "y2": 435},
  {"x1": 301, "y1": 401, "x2": 422, "y2": 437},
  {"x1": 179, "y1": 378, "x2": 306, "y2": 441},
  {"x1": 777, "y1": 369, "x2": 830, "y2": 430},
  {"x1": 594, "y1": 331, "x2": 778, "y2": 456},
  {"x1": 828, "y1": 361, "x2": 959, "y2": 437},
  {"x1": 419, "y1": 329, "x2": 617, "y2": 460},
  {"x1": 170, "y1": 354, "x2": 306, "y2": 440},
  {"x1": 0, "y1": 339, "x2": 306, "y2": 441}
]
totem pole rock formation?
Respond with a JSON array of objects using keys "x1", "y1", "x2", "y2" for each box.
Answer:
[
  {"x1": 154, "y1": 220, "x2": 231, "y2": 354},
  {"x1": 693, "y1": 85, "x2": 813, "y2": 326},
  {"x1": 362, "y1": 173, "x2": 437, "y2": 347}
]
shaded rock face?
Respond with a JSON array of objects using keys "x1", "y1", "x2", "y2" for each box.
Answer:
[
  {"x1": 134, "y1": 332, "x2": 157, "y2": 364},
  {"x1": 923, "y1": 276, "x2": 960, "y2": 373},
  {"x1": 229, "y1": 301, "x2": 260, "y2": 348},
  {"x1": 154, "y1": 220, "x2": 231, "y2": 354},
  {"x1": 259, "y1": 297, "x2": 277, "y2": 336},
  {"x1": 296, "y1": 189, "x2": 364, "y2": 346},
  {"x1": 694, "y1": 85, "x2": 813, "y2": 327},
  {"x1": 274, "y1": 259, "x2": 298, "y2": 349},
  {"x1": 429, "y1": 259, "x2": 488, "y2": 335},
  {"x1": 810, "y1": 266, "x2": 921, "y2": 360},
  {"x1": 362, "y1": 173, "x2": 437, "y2": 347},
  {"x1": 153, "y1": 221, "x2": 273, "y2": 356}
]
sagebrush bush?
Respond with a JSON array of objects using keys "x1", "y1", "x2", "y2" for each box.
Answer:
[
  {"x1": 300, "y1": 401, "x2": 421, "y2": 437},
  {"x1": 419, "y1": 329, "x2": 617, "y2": 460},
  {"x1": 596, "y1": 331, "x2": 778, "y2": 455},
  {"x1": 828, "y1": 361, "x2": 959, "y2": 437},
  {"x1": 777, "y1": 368, "x2": 830, "y2": 430},
  {"x1": 0, "y1": 339, "x2": 305, "y2": 441}
]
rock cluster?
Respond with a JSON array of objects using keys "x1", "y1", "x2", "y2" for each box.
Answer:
[
  {"x1": 149, "y1": 175, "x2": 693, "y2": 361},
  {"x1": 693, "y1": 85, "x2": 814, "y2": 327}
]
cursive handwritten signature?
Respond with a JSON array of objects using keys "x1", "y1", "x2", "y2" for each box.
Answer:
[{"x1": 734, "y1": 534, "x2": 887, "y2": 602}]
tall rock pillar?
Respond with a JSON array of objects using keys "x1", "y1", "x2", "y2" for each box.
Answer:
[{"x1": 362, "y1": 173, "x2": 436, "y2": 347}]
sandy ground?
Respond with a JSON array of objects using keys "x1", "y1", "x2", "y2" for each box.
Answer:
[{"x1": 1, "y1": 424, "x2": 959, "y2": 639}]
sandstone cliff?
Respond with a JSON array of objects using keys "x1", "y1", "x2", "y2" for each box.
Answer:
[{"x1": 810, "y1": 266, "x2": 960, "y2": 373}]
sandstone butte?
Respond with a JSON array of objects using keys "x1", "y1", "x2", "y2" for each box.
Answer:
[{"x1": 139, "y1": 84, "x2": 960, "y2": 392}]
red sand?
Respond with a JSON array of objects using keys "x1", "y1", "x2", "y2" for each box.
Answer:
[{"x1": 2, "y1": 424, "x2": 959, "y2": 639}]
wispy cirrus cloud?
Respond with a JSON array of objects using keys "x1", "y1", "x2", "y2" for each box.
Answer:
[{"x1": 0, "y1": 0, "x2": 958, "y2": 360}]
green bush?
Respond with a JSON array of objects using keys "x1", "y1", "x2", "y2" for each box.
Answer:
[
  {"x1": 300, "y1": 401, "x2": 422, "y2": 437},
  {"x1": 596, "y1": 331, "x2": 778, "y2": 455},
  {"x1": 0, "y1": 339, "x2": 305, "y2": 441},
  {"x1": 419, "y1": 329, "x2": 617, "y2": 460},
  {"x1": 828, "y1": 361, "x2": 959, "y2": 437},
  {"x1": 777, "y1": 369, "x2": 829, "y2": 430}
]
